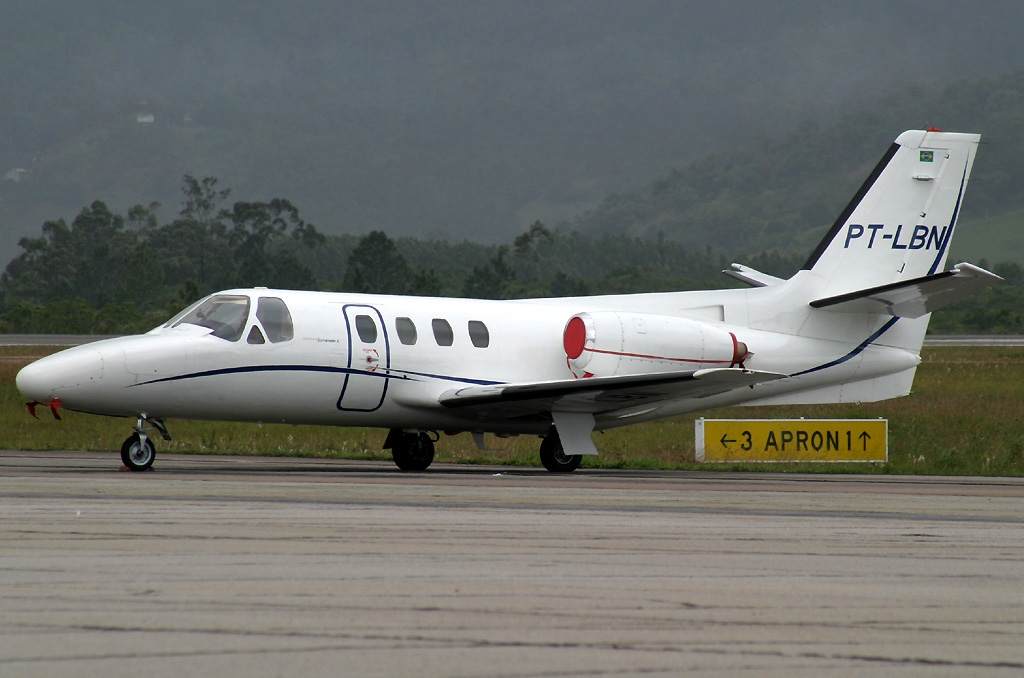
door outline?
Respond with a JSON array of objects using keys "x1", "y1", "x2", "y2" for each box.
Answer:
[{"x1": 337, "y1": 304, "x2": 391, "y2": 412}]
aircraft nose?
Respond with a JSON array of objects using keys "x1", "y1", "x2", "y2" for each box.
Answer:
[
  {"x1": 16, "y1": 347, "x2": 105, "y2": 403},
  {"x1": 16, "y1": 358, "x2": 52, "y2": 402}
]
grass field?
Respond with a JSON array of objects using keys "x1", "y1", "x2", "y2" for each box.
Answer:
[{"x1": 2, "y1": 345, "x2": 1023, "y2": 475}]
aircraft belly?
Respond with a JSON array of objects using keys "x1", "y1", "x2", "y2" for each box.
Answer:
[
  {"x1": 121, "y1": 369, "x2": 343, "y2": 423},
  {"x1": 112, "y1": 368, "x2": 507, "y2": 430}
]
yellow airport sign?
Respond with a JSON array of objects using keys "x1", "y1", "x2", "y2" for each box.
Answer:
[{"x1": 695, "y1": 419, "x2": 887, "y2": 462}]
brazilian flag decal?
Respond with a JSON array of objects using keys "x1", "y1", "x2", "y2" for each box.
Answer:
[{"x1": 920, "y1": 150, "x2": 934, "y2": 162}]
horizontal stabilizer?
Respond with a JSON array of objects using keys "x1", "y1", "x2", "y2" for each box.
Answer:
[
  {"x1": 809, "y1": 262, "x2": 1002, "y2": 318},
  {"x1": 722, "y1": 263, "x2": 785, "y2": 288},
  {"x1": 439, "y1": 368, "x2": 787, "y2": 421}
]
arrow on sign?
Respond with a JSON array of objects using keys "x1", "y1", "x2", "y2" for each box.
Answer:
[
  {"x1": 859, "y1": 431, "x2": 871, "y2": 451},
  {"x1": 720, "y1": 434, "x2": 736, "y2": 448}
]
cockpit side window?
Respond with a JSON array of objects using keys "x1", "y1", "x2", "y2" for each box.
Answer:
[
  {"x1": 174, "y1": 295, "x2": 250, "y2": 341},
  {"x1": 256, "y1": 297, "x2": 294, "y2": 343}
]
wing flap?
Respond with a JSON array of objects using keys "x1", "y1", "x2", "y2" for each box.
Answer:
[
  {"x1": 439, "y1": 368, "x2": 787, "y2": 421},
  {"x1": 809, "y1": 262, "x2": 1002, "y2": 318}
]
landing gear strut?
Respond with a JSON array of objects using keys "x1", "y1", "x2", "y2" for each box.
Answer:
[
  {"x1": 539, "y1": 428, "x2": 582, "y2": 473},
  {"x1": 384, "y1": 429, "x2": 436, "y2": 471},
  {"x1": 120, "y1": 416, "x2": 171, "y2": 472}
]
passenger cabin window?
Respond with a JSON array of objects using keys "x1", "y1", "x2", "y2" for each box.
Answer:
[
  {"x1": 256, "y1": 297, "x2": 294, "y2": 343},
  {"x1": 432, "y1": 318, "x2": 454, "y2": 346},
  {"x1": 395, "y1": 317, "x2": 417, "y2": 345},
  {"x1": 355, "y1": 314, "x2": 378, "y2": 343},
  {"x1": 247, "y1": 326, "x2": 266, "y2": 344},
  {"x1": 468, "y1": 320, "x2": 489, "y2": 348},
  {"x1": 174, "y1": 294, "x2": 250, "y2": 342}
]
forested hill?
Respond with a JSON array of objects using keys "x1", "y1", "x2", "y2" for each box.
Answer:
[{"x1": 569, "y1": 71, "x2": 1024, "y2": 259}]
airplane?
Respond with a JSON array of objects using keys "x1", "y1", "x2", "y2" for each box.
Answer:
[{"x1": 16, "y1": 129, "x2": 1002, "y2": 473}]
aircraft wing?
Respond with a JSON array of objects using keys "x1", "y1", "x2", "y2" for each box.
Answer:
[
  {"x1": 722, "y1": 263, "x2": 785, "y2": 288},
  {"x1": 809, "y1": 262, "x2": 1002, "y2": 318},
  {"x1": 438, "y1": 368, "x2": 787, "y2": 421}
]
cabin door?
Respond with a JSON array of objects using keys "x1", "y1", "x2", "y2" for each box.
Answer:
[{"x1": 337, "y1": 304, "x2": 391, "y2": 412}]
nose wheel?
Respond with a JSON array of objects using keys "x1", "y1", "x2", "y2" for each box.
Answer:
[
  {"x1": 121, "y1": 433, "x2": 156, "y2": 471},
  {"x1": 120, "y1": 415, "x2": 171, "y2": 472}
]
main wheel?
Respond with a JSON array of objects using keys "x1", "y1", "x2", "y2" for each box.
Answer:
[
  {"x1": 120, "y1": 433, "x2": 155, "y2": 472},
  {"x1": 539, "y1": 430, "x2": 582, "y2": 473},
  {"x1": 391, "y1": 432, "x2": 435, "y2": 471}
]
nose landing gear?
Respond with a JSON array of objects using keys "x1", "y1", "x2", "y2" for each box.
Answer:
[{"x1": 120, "y1": 416, "x2": 171, "y2": 472}]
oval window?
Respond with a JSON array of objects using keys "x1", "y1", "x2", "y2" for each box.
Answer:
[
  {"x1": 432, "y1": 318, "x2": 454, "y2": 346},
  {"x1": 396, "y1": 317, "x2": 417, "y2": 345},
  {"x1": 468, "y1": 320, "x2": 489, "y2": 348},
  {"x1": 355, "y1": 315, "x2": 378, "y2": 343}
]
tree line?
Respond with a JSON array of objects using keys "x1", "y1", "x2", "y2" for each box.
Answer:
[{"x1": 0, "y1": 176, "x2": 1021, "y2": 334}]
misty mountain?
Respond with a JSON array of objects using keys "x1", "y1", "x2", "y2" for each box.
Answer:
[
  {"x1": 570, "y1": 70, "x2": 1024, "y2": 258},
  {"x1": 3, "y1": 1, "x2": 1024, "y2": 265}
]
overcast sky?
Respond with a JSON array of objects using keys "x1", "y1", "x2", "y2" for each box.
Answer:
[{"x1": 3, "y1": 0, "x2": 1024, "y2": 261}]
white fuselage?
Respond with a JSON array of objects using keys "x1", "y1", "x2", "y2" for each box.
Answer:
[{"x1": 16, "y1": 273, "x2": 922, "y2": 435}]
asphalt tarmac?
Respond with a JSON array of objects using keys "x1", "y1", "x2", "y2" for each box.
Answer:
[{"x1": 2, "y1": 451, "x2": 1023, "y2": 677}]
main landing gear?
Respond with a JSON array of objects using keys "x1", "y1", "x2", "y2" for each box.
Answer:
[
  {"x1": 384, "y1": 429, "x2": 436, "y2": 471},
  {"x1": 539, "y1": 428, "x2": 582, "y2": 473},
  {"x1": 120, "y1": 416, "x2": 171, "y2": 472},
  {"x1": 383, "y1": 428, "x2": 582, "y2": 473}
]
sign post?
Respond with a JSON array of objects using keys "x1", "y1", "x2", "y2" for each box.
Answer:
[{"x1": 695, "y1": 419, "x2": 887, "y2": 462}]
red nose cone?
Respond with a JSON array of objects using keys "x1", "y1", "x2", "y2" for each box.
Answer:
[{"x1": 563, "y1": 316, "x2": 586, "y2": 359}]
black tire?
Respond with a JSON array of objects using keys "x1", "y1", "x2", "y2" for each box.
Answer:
[
  {"x1": 391, "y1": 432, "x2": 435, "y2": 471},
  {"x1": 539, "y1": 430, "x2": 582, "y2": 473},
  {"x1": 120, "y1": 433, "x2": 155, "y2": 471}
]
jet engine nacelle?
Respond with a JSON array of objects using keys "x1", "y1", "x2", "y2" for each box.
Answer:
[{"x1": 562, "y1": 311, "x2": 748, "y2": 377}]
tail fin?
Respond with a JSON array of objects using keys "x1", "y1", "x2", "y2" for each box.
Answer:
[{"x1": 802, "y1": 129, "x2": 981, "y2": 299}]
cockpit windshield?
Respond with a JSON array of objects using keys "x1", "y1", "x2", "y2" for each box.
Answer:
[{"x1": 172, "y1": 294, "x2": 251, "y2": 341}]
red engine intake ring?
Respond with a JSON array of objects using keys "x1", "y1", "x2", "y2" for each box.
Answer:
[{"x1": 563, "y1": 316, "x2": 587, "y2": 359}]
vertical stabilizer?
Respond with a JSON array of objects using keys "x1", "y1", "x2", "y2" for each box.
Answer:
[{"x1": 803, "y1": 130, "x2": 980, "y2": 300}]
